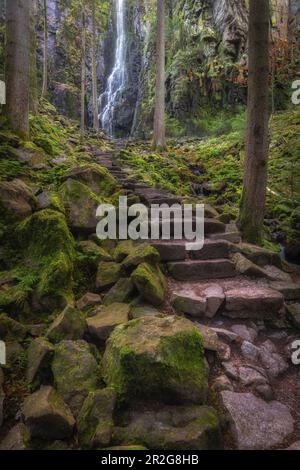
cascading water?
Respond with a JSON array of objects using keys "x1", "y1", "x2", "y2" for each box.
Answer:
[{"x1": 99, "y1": 0, "x2": 126, "y2": 136}]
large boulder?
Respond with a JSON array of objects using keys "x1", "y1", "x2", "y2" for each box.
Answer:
[
  {"x1": 0, "y1": 179, "x2": 36, "y2": 223},
  {"x1": 122, "y1": 243, "x2": 160, "y2": 271},
  {"x1": 52, "y1": 340, "x2": 99, "y2": 416},
  {"x1": 77, "y1": 240, "x2": 112, "y2": 266},
  {"x1": 46, "y1": 305, "x2": 86, "y2": 343},
  {"x1": 63, "y1": 164, "x2": 116, "y2": 196},
  {"x1": 26, "y1": 337, "x2": 55, "y2": 386},
  {"x1": 87, "y1": 303, "x2": 130, "y2": 342},
  {"x1": 131, "y1": 263, "x2": 165, "y2": 307},
  {"x1": 114, "y1": 405, "x2": 222, "y2": 450},
  {"x1": 221, "y1": 391, "x2": 294, "y2": 450},
  {"x1": 77, "y1": 388, "x2": 116, "y2": 449},
  {"x1": 102, "y1": 316, "x2": 208, "y2": 404},
  {"x1": 59, "y1": 178, "x2": 101, "y2": 233},
  {"x1": 22, "y1": 386, "x2": 75, "y2": 440}
]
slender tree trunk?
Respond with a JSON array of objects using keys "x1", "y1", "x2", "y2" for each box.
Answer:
[
  {"x1": 91, "y1": 0, "x2": 99, "y2": 130},
  {"x1": 80, "y1": 4, "x2": 86, "y2": 140},
  {"x1": 29, "y1": 0, "x2": 38, "y2": 114},
  {"x1": 41, "y1": 0, "x2": 48, "y2": 98},
  {"x1": 5, "y1": 0, "x2": 30, "y2": 138},
  {"x1": 239, "y1": 0, "x2": 270, "y2": 244},
  {"x1": 152, "y1": 0, "x2": 166, "y2": 150}
]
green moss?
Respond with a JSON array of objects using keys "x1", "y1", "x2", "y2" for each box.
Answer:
[{"x1": 131, "y1": 262, "x2": 165, "y2": 307}]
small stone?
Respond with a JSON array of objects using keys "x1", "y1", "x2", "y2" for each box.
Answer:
[
  {"x1": 217, "y1": 343, "x2": 231, "y2": 361},
  {"x1": 259, "y1": 343, "x2": 289, "y2": 379},
  {"x1": 231, "y1": 324, "x2": 257, "y2": 343},
  {"x1": 221, "y1": 391, "x2": 294, "y2": 450},
  {"x1": 241, "y1": 341, "x2": 261, "y2": 361},
  {"x1": 22, "y1": 386, "x2": 75, "y2": 440},
  {"x1": 211, "y1": 327, "x2": 240, "y2": 343},
  {"x1": 222, "y1": 362, "x2": 239, "y2": 381},
  {"x1": 46, "y1": 305, "x2": 87, "y2": 343},
  {"x1": 0, "y1": 424, "x2": 30, "y2": 450},
  {"x1": 238, "y1": 367, "x2": 268, "y2": 387},
  {"x1": 76, "y1": 292, "x2": 102, "y2": 310},
  {"x1": 87, "y1": 303, "x2": 130, "y2": 341}
]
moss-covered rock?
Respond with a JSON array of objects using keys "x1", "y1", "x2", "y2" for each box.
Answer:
[
  {"x1": 0, "y1": 313, "x2": 27, "y2": 340},
  {"x1": 122, "y1": 243, "x2": 160, "y2": 271},
  {"x1": 102, "y1": 315, "x2": 208, "y2": 404},
  {"x1": 103, "y1": 278, "x2": 136, "y2": 305},
  {"x1": 0, "y1": 179, "x2": 37, "y2": 223},
  {"x1": 114, "y1": 240, "x2": 135, "y2": 263},
  {"x1": 11, "y1": 209, "x2": 75, "y2": 309},
  {"x1": 46, "y1": 305, "x2": 87, "y2": 343},
  {"x1": 87, "y1": 303, "x2": 130, "y2": 342},
  {"x1": 286, "y1": 303, "x2": 300, "y2": 330},
  {"x1": 63, "y1": 164, "x2": 117, "y2": 196},
  {"x1": 26, "y1": 337, "x2": 55, "y2": 388},
  {"x1": 77, "y1": 388, "x2": 116, "y2": 449},
  {"x1": 113, "y1": 405, "x2": 221, "y2": 450},
  {"x1": 51, "y1": 340, "x2": 99, "y2": 416},
  {"x1": 131, "y1": 263, "x2": 165, "y2": 307},
  {"x1": 59, "y1": 178, "x2": 101, "y2": 233},
  {"x1": 96, "y1": 262, "x2": 122, "y2": 291},
  {"x1": 77, "y1": 241, "x2": 112, "y2": 270}
]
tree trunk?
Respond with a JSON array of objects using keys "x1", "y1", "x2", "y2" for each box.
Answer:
[
  {"x1": 41, "y1": 0, "x2": 48, "y2": 98},
  {"x1": 91, "y1": 0, "x2": 99, "y2": 130},
  {"x1": 80, "y1": 4, "x2": 86, "y2": 140},
  {"x1": 152, "y1": 0, "x2": 166, "y2": 150},
  {"x1": 5, "y1": 0, "x2": 30, "y2": 138},
  {"x1": 239, "y1": 0, "x2": 270, "y2": 244},
  {"x1": 29, "y1": 0, "x2": 38, "y2": 114}
]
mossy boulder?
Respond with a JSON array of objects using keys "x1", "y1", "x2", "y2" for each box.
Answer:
[
  {"x1": 102, "y1": 315, "x2": 208, "y2": 404},
  {"x1": 77, "y1": 240, "x2": 112, "y2": 266},
  {"x1": 238, "y1": 243, "x2": 282, "y2": 268},
  {"x1": 59, "y1": 178, "x2": 101, "y2": 233},
  {"x1": 12, "y1": 209, "x2": 75, "y2": 309},
  {"x1": 77, "y1": 388, "x2": 116, "y2": 449},
  {"x1": 96, "y1": 262, "x2": 122, "y2": 291},
  {"x1": 113, "y1": 405, "x2": 221, "y2": 450},
  {"x1": 46, "y1": 305, "x2": 87, "y2": 343},
  {"x1": 114, "y1": 240, "x2": 135, "y2": 263},
  {"x1": 0, "y1": 179, "x2": 37, "y2": 223},
  {"x1": 51, "y1": 340, "x2": 99, "y2": 416},
  {"x1": 122, "y1": 243, "x2": 160, "y2": 271},
  {"x1": 131, "y1": 263, "x2": 165, "y2": 307},
  {"x1": 26, "y1": 337, "x2": 55, "y2": 387},
  {"x1": 22, "y1": 386, "x2": 75, "y2": 440},
  {"x1": 103, "y1": 278, "x2": 136, "y2": 305},
  {"x1": 286, "y1": 303, "x2": 300, "y2": 330},
  {"x1": 63, "y1": 164, "x2": 117, "y2": 196}
]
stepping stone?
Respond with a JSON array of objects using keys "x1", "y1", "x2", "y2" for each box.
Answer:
[
  {"x1": 150, "y1": 240, "x2": 186, "y2": 261},
  {"x1": 190, "y1": 240, "x2": 230, "y2": 260},
  {"x1": 224, "y1": 287, "x2": 284, "y2": 320},
  {"x1": 168, "y1": 259, "x2": 236, "y2": 281},
  {"x1": 221, "y1": 391, "x2": 294, "y2": 450}
]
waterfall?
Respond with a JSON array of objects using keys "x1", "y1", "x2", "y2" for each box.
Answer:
[{"x1": 99, "y1": 0, "x2": 126, "y2": 136}]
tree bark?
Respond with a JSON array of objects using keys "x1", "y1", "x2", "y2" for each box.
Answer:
[
  {"x1": 239, "y1": 0, "x2": 270, "y2": 244},
  {"x1": 91, "y1": 0, "x2": 99, "y2": 130},
  {"x1": 29, "y1": 0, "x2": 38, "y2": 114},
  {"x1": 5, "y1": 0, "x2": 30, "y2": 138},
  {"x1": 41, "y1": 0, "x2": 48, "y2": 98},
  {"x1": 152, "y1": 0, "x2": 166, "y2": 150},
  {"x1": 80, "y1": 4, "x2": 86, "y2": 140}
]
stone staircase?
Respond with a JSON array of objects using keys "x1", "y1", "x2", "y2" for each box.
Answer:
[{"x1": 90, "y1": 143, "x2": 300, "y2": 450}]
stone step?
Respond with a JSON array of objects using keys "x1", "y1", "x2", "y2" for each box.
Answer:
[
  {"x1": 168, "y1": 259, "x2": 236, "y2": 281},
  {"x1": 209, "y1": 231, "x2": 241, "y2": 244},
  {"x1": 223, "y1": 287, "x2": 284, "y2": 320},
  {"x1": 190, "y1": 240, "x2": 230, "y2": 260},
  {"x1": 150, "y1": 240, "x2": 187, "y2": 261}
]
